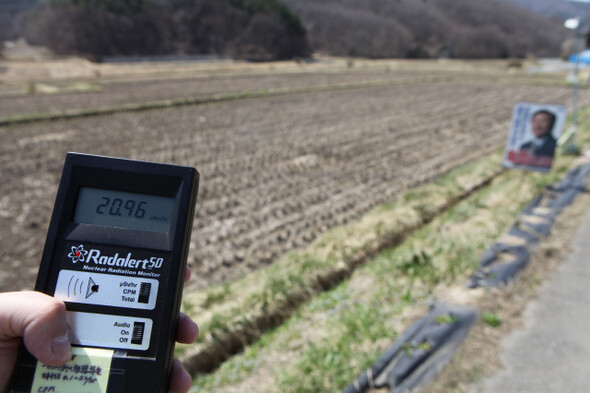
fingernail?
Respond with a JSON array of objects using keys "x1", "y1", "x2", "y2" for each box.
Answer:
[{"x1": 52, "y1": 332, "x2": 72, "y2": 360}]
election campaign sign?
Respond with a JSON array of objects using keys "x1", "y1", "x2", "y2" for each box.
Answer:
[{"x1": 502, "y1": 102, "x2": 567, "y2": 173}]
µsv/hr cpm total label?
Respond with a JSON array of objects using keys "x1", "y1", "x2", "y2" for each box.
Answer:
[{"x1": 54, "y1": 270, "x2": 159, "y2": 310}]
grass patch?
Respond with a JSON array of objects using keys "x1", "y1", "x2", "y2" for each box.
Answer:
[
  {"x1": 482, "y1": 312, "x2": 502, "y2": 328},
  {"x1": 436, "y1": 314, "x2": 459, "y2": 325}
]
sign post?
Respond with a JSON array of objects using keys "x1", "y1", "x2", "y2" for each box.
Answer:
[{"x1": 563, "y1": 14, "x2": 584, "y2": 154}]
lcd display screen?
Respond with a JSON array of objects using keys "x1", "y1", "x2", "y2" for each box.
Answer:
[{"x1": 74, "y1": 187, "x2": 175, "y2": 233}]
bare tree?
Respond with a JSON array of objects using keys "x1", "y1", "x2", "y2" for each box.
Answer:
[{"x1": 450, "y1": 26, "x2": 511, "y2": 58}]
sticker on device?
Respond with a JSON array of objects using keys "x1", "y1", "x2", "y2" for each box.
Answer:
[{"x1": 32, "y1": 347, "x2": 113, "y2": 393}]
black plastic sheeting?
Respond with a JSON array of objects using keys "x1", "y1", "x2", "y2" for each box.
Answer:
[
  {"x1": 343, "y1": 303, "x2": 477, "y2": 393},
  {"x1": 468, "y1": 163, "x2": 590, "y2": 289},
  {"x1": 467, "y1": 243, "x2": 531, "y2": 289}
]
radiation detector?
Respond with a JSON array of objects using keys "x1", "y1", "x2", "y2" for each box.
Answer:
[{"x1": 8, "y1": 152, "x2": 199, "y2": 393}]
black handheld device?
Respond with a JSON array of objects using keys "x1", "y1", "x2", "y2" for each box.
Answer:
[{"x1": 8, "y1": 152, "x2": 199, "y2": 393}]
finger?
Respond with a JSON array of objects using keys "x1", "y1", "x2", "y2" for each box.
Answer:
[
  {"x1": 168, "y1": 358, "x2": 192, "y2": 393},
  {"x1": 0, "y1": 292, "x2": 72, "y2": 366},
  {"x1": 184, "y1": 267, "x2": 191, "y2": 283},
  {"x1": 176, "y1": 313, "x2": 199, "y2": 344}
]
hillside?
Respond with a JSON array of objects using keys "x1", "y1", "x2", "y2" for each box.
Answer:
[
  {"x1": 283, "y1": 0, "x2": 569, "y2": 58},
  {"x1": 2, "y1": 0, "x2": 571, "y2": 60}
]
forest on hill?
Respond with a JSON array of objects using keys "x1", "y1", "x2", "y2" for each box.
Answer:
[
  {"x1": 283, "y1": 0, "x2": 569, "y2": 59},
  {"x1": 2, "y1": 0, "x2": 310, "y2": 61},
  {"x1": 0, "y1": 0, "x2": 571, "y2": 60}
]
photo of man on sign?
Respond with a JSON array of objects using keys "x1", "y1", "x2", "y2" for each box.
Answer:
[{"x1": 503, "y1": 103, "x2": 567, "y2": 173}]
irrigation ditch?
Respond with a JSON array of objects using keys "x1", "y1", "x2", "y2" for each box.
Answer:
[
  {"x1": 180, "y1": 159, "x2": 505, "y2": 374},
  {"x1": 0, "y1": 76, "x2": 449, "y2": 126}
]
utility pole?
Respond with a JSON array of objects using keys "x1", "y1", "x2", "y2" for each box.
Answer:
[
  {"x1": 562, "y1": 0, "x2": 590, "y2": 153},
  {"x1": 562, "y1": 18, "x2": 582, "y2": 154}
]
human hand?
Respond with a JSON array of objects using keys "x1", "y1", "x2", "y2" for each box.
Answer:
[
  {"x1": 170, "y1": 267, "x2": 201, "y2": 392},
  {"x1": 0, "y1": 291, "x2": 72, "y2": 393},
  {"x1": 0, "y1": 268, "x2": 199, "y2": 393}
]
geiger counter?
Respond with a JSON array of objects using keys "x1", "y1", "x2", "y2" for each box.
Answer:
[{"x1": 8, "y1": 153, "x2": 199, "y2": 393}]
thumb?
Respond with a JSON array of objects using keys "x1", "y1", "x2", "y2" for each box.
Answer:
[{"x1": 0, "y1": 291, "x2": 72, "y2": 365}]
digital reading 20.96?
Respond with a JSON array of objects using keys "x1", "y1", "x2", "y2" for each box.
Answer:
[
  {"x1": 8, "y1": 153, "x2": 199, "y2": 393},
  {"x1": 74, "y1": 187, "x2": 175, "y2": 233}
]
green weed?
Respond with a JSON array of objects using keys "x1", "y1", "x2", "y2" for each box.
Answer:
[{"x1": 482, "y1": 312, "x2": 502, "y2": 328}]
